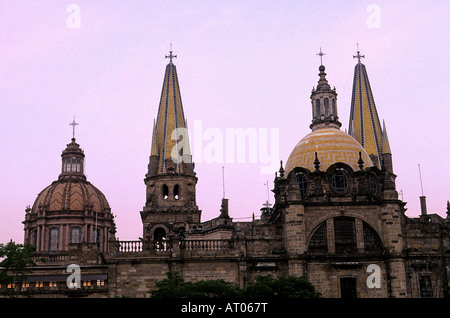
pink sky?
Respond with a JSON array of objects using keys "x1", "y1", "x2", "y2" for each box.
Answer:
[{"x1": 1, "y1": 1, "x2": 449, "y2": 243}]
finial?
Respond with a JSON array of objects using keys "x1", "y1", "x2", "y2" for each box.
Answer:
[
  {"x1": 165, "y1": 44, "x2": 177, "y2": 63},
  {"x1": 358, "y1": 151, "x2": 364, "y2": 170},
  {"x1": 353, "y1": 43, "x2": 365, "y2": 64},
  {"x1": 316, "y1": 47, "x2": 326, "y2": 66},
  {"x1": 314, "y1": 152, "x2": 321, "y2": 171},
  {"x1": 279, "y1": 160, "x2": 285, "y2": 178},
  {"x1": 69, "y1": 116, "x2": 79, "y2": 139}
]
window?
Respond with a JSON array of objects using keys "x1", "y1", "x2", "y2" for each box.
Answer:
[
  {"x1": 332, "y1": 99, "x2": 336, "y2": 116},
  {"x1": 308, "y1": 223, "x2": 327, "y2": 252},
  {"x1": 296, "y1": 173, "x2": 308, "y2": 197},
  {"x1": 340, "y1": 277, "x2": 357, "y2": 298},
  {"x1": 332, "y1": 169, "x2": 348, "y2": 193},
  {"x1": 315, "y1": 99, "x2": 320, "y2": 117},
  {"x1": 324, "y1": 98, "x2": 329, "y2": 116},
  {"x1": 162, "y1": 185, "x2": 169, "y2": 200},
  {"x1": 33, "y1": 230, "x2": 37, "y2": 247},
  {"x1": 49, "y1": 281, "x2": 58, "y2": 288},
  {"x1": 369, "y1": 175, "x2": 377, "y2": 195},
  {"x1": 334, "y1": 217, "x2": 356, "y2": 254},
  {"x1": 419, "y1": 275, "x2": 433, "y2": 297},
  {"x1": 363, "y1": 223, "x2": 383, "y2": 252},
  {"x1": 154, "y1": 227, "x2": 166, "y2": 241},
  {"x1": 70, "y1": 227, "x2": 81, "y2": 243},
  {"x1": 174, "y1": 184, "x2": 179, "y2": 200},
  {"x1": 49, "y1": 228, "x2": 59, "y2": 251},
  {"x1": 97, "y1": 280, "x2": 105, "y2": 286},
  {"x1": 92, "y1": 227, "x2": 99, "y2": 243}
]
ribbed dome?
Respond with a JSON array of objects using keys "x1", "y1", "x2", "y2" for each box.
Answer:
[
  {"x1": 29, "y1": 137, "x2": 111, "y2": 214},
  {"x1": 30, "y1": 179, "x2": 111, "y2": 214},
  {"x1": 285, "y1": 127, "x2": 373, "y2": 175}
]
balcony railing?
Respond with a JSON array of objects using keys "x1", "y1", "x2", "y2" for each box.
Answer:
[{"x1": 115, "y1": 239, "x2": 234, "y2": 254}]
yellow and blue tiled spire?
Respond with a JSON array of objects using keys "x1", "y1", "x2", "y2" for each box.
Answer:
[
  {"x1": 348, "y1": 47, "x2": 390, "y2": 168},
  {"x1": 149, "y1": 49, "x2": 191, "y2": 176}
]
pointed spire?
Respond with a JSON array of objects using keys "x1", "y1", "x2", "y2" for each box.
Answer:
[
  {"x1": 381, "y1": 120, "x2": 392, "y2": 154},
  {"x1": 148, "y1": 49, "x2": 193, "y2": 176},
  {"x1": 348, "y1": 48, "x2": 383, "y2": 168}
]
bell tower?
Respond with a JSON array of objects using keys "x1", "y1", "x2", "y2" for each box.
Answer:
[{"x1": 140, "y1": 49, "x2": 201, "y2": 241}]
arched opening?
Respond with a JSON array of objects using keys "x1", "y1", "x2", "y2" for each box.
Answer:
[
  {"x1": 315, "y1": 99, "x2": 321, "y2": 117},
  {"x1": 70, "y1": 227, "x2": 81, "y2": 243},
  {"x1": 308, "y1": 222, "x2": 327, "y2": 253},
  {"x1": 332, "y1": 169, "x2": 348, "y2": 193},
  {"x1": 154, "y1": 227, "x2": 166, "y2": 241},
  {"x1": 363, "y1": 222, "x2": 383, "y2": 252},
  {"x1": 334, "y1": 217, "x2": 356, "y2": 254},
  {"x1": 162, "y1": 185, "x2": 169, "y2": 200},
  {"x1": 324, "y1": 98, "x2": 329, "y2": 116},
  {"x1": 154, "y1": 227, "x2": 167, "y2": 251},
  {"x1": 296, "y1": 173, "x2": 308, "y2": 197},
  {"x1": 174, "y1": 184, "x2": 179, "y2": 200}
]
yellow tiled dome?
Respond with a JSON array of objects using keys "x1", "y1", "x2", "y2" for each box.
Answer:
[{"x1": 285, "y1": 127, "x2": 373, "y2": 175}]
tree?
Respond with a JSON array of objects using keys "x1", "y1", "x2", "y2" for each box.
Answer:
[
  {"x1": 244, "y1": 275, "x2": 322, "y2": 298},
  {"x1": 0, "y1": 241, "x2": 37, "y2": 297},
  {"x1": 150, "y1": 272, "x2": 321, "y2": 298},
  {"x1": 151, "y1": 271, "x2": 242, "y2": 298}
]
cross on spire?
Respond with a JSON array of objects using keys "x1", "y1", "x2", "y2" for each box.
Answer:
[
  {"x1": 353, "y1": 43, "x2": 365, "y2": 63},
  {"x1": 69, "y1": 116, "x2": 78, "y2": 139},
  {"x1": 317, "y1": 47, "x2": 326, "y2": 65},
  {"x1": 165, "y1": 44, "x2": 177, "y2": 63}
]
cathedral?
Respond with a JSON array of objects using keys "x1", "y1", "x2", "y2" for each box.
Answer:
[{"x1": 2, "y1": 47, "x2": 450, "y2": 298}]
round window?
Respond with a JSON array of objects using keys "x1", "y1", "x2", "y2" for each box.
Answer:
[{"x1": 332, "y1": 169, "x2": 348, "y2": 193}]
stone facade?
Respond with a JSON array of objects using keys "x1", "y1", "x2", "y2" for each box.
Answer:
[{"x1": 2, "y1": 55, "x2": 450, "y2": 299}]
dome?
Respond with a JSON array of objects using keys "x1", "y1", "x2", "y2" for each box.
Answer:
[
  {"x1": 30, "y1": 179, "x2": 111, "y2": 214},
  {"x1": 284, "y1": 127, "x2": 373, "y2": 175},
  {"x1": 23, "y1": 136, "x2": 116, "y2": 253}
]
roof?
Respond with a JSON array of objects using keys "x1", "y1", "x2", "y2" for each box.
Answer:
[
  {"x1": 348, "y1": 61, "x2": 384, "y2": 167},
  {"x1": 151, "y1": 58, "x2": 189, "y2": 175},
  {"x1": 285, "y1": 127, "x2": 373, "y2": 175}
]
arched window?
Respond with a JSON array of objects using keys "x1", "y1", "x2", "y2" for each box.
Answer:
[
  {"x1": 162, "y1": 185, "x2": 169, "y2": 200},
  {"x1": 49, "y1": 228, "x2": 59, "y2": 251},
  {"x1": 154, "y1": 227, "x2": 166, "y2": 241},
  {"x1": 332, "y1": 169, "x2": 348, "y2": 193},
  {"x1": 315, "y1": 99, "x2": 321, "y2": 117},
  {"x1": 308, "y1": 222, "x2": 327, "y2": 252},
  {"x1": 296, "y1": 173, "x2": 308, "y2": 197},
  {"x1": 332, "y1": 99, "x2": 336, "y2": 116},
  {"x1": 334, "y1": 217, "x2": 356, "y2": 254},
  {"x1": 70, "y1": 227, "x2": 81, "y2": 243},
  {"x1": 174, "y1": 184, "x2": 179, "y2": 200},
  {"x1": 363, "y1": 222, "x2": 383, "y2": 252},
  {"x1": 324, "y1": 98, "x2": 329, "y2": 116}
]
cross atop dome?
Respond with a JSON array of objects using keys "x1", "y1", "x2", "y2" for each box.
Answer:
[
  {"x1": 316, "y1": 47, "x2": 326, "y2": 66},
  {"x1": 69, "y1": 116, "x2": 78, "y2": 139}
]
